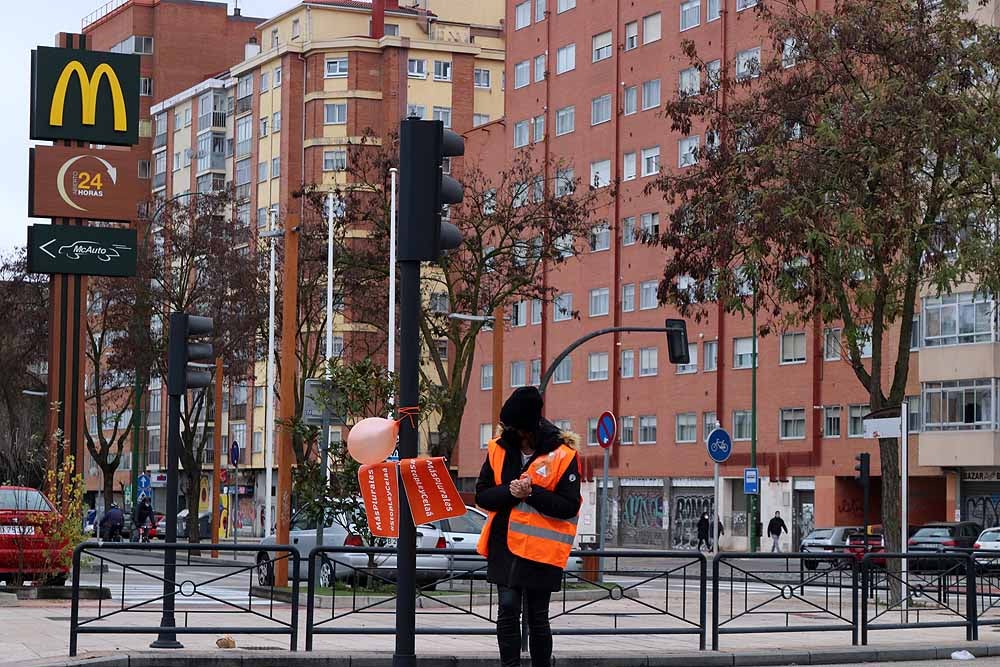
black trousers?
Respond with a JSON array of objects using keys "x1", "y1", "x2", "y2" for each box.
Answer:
[{"x1": 497, "y1": 586, "x2": 552, "y2": 667}]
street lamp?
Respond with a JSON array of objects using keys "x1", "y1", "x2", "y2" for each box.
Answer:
[
  {"x1": 260, "y1": 225, "x2": 282, "y2": 538},
  {"x1": 21, "y1": 390, "x2": 47, "y2": 397},
  {"x1": 449, "y1": 311, "x2": 505, "y2": 429}
]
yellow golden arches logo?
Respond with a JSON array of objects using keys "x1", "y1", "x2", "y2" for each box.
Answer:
[{"x1": 48, "y1": 61, "x2": 127, "y2": 132}]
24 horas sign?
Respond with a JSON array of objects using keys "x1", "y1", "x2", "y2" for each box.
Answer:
[
  {"x1": 30, "y1": 46, "x2": 140, "y2": 146},
  {"x1": 29, "y1": 145, "x2": 142, "y2": 221}
]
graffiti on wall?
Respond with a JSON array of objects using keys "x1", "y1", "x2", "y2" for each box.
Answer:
[
  {"x1": 965, "y1": 495, "x2": 1000, "y2": 530},
  {"x1": 671, "y1": 493, "x2": 714, "y2": 550},
  {"x1": 617, "y1": 487, "x2": 666, "y2": 546}
]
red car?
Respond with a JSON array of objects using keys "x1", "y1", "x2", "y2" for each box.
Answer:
[
  {"x1": 0, "y1": 487, "x2": 69, "y2": 585},
  {"x1": 847, "y1": 531, "x2": 887, "y2": 568}
]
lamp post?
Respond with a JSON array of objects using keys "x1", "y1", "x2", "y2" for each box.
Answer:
[
  {"x1": 260, "y1": 225, "x2": 283, "y2": 538},
  {"x1": 448, "y1": 312, "x2": 503, "y2": 427}
]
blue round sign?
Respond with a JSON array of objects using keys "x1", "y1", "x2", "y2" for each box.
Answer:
[
  {"x1": 137, "y1": 473, "x2": 150, "y2": 490},
  {"x1": 597, "y1": 411, "x2": 617, "y2": 449},
  {"x1": 706, "y1": 428, "x2": 733, "y2": 463}
]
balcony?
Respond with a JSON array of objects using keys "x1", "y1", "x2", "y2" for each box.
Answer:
[
  {"x1": 197, "y1": 111, "x2": 228, "y2": 132},
  {"x1": 920, "y1": 430, "x2": 1000, "y2": 467},
  {"x1": 197, "y1": 152, "x2": 227, "y2": 174},
  {"x1": 151, "y1": 172, "x2": 166, "y2": 191},
  {"x1": 236, "y1": 95, "x2": 252, "y2": 116},
  {"x1": 153, "y1": 132, "x2": 167, "y2": 149}
]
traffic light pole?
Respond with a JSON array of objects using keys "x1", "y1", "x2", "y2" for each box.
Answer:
[
  {"x1": 393, "y1": 258, "x2": 420, "y2": 667},
  {"x1": 150, "y1": 389, "x2": 182, "y2": 649}
]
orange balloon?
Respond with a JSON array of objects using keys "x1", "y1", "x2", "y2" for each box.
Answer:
[{"x1": 347, "y1": 417, "x2": 400, "y2": 465}]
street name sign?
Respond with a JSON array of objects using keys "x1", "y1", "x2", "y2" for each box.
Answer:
[
  {"x1": 27, "y1": 224, "x2": 137, "y2": 277},
  {"x1": 29, "y1": 145, "x2": 141, "y2": 221}
]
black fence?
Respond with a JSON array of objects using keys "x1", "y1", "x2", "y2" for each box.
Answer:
[
  {"x1": 69, "y1": 542, "x2": 300, "y2": 656},
  {"x1": 69, "y1": 544, "x2": 1000, "y2": 655},
  {"x1": 304, "y1": 547, "x2": 707, "y2": 650}
]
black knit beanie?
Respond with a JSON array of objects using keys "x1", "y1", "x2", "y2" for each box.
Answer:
[{"x1": 499, "y1": 386, "x2": 544, "y2": 432}]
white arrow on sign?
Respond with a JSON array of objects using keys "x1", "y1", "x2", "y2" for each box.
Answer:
[
  {"x1": 94, "y1": 157, "x2": 118, "y2": 185},
  {"x1": 39, "y1": 239, "x2": 57, "y2": 259}
]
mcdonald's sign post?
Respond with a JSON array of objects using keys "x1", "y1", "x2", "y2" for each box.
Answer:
[{"x1": 30, "y1": 46, "x2": 139, "y2": 146}]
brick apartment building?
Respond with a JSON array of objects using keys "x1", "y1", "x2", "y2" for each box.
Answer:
[{"x1": 454, "y1": 0, "x2": 1000, "y2": 550}]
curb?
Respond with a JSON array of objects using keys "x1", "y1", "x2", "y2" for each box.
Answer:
[{"x1": 26, "y1": 642, "x2": 1000, "y2": 666}]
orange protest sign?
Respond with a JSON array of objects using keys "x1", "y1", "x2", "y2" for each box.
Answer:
[
  {"x1": 399, "y1": 457, "x2": 466, "y2": 525},
  {"x1": 358, "y1": 462, "x2": 400, "y2": 538}
]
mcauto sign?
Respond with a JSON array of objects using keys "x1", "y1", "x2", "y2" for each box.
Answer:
[
  {"x1": 30, "y1": 46, "x2": 140, "y2": 146},
  {"x1": 27, "y1": 224, "x2": 137, "y2": 277},
  {"x1": 29, "y1": 145, "x2": 141, "y2": 221}
]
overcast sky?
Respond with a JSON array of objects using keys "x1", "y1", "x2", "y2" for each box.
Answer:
[{"x1": 0, "y1": 0, "x2": 293, "y2": 254}]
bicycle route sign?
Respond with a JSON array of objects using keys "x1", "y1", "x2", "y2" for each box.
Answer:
[{"x1": 706, "y1": 427, "x2": 733, "y2": 464}]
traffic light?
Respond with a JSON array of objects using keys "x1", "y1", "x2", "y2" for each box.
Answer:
[
  {"x1": 854, "y1": 452, "x2": 870, "y2": 486},
  {"x1": 665, "y1": 318, "x2": 691, "y2": 365},
  {"x1": 398, "y1": 117, "x2": 464, "y2": 262},
  {"x1": 167, "y1": 312, "x2": 214, "y2": 396}
]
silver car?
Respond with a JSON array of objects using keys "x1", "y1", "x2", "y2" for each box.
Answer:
[{"x1": 800, "y1": 527, "x2": 860, "y2": 570}]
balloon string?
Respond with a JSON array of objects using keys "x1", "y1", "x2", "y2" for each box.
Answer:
[{"x1": 396, "y1": 406, "x2": 419, "y2": 429}]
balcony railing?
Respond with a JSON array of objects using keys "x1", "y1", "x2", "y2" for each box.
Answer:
[
  {"x1": 151, "y1": 172, "x2": 166, "y2": 190},
  {"x1": 197, "y1": 152, "x2": 227, "y2": 174},
  {"x1": 81, "y1": 0, "x2": 129, "y2": 30},
  {"x1": 197, "y1": 111, "x2": 228, "y2": 132},
  {"x1": 153, "y1": 132, "x2": 167, "y2": 149},
  {"x1": 236, "y1": 95, "x2": 252, "y2": 116}
]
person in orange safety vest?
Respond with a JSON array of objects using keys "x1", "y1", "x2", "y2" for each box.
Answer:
[{"x1": 476, "y1": 387, "x2": 581, "y2": 667}]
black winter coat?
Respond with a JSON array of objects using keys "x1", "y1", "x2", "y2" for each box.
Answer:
[{"x1": 475, "y1": 419, "x2": 581, "y2": 592}]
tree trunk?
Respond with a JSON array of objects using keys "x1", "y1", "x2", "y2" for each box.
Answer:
[
  {"x1": 184, "y1": 468, "x2": 202, "y2": 547},
  {"x1": 879, "y1": 436, "x2": 902, "y2": 604},
  {"x1": 102, "y1": 467, "x2": 116, "y2": 518}
]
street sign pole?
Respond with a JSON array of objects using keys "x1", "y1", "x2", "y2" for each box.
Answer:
[
  {"x1": 706, "y1": 425, "x2": 733, "y2": 553},
  {"x1": 596, "y1": 411, "x2": 617, "y2": 553},
  {"x1": 713, "y1": 462, "x2": 720, "y2": 554},
  {"x1": 601, "y1": 447, "x2": 610, "y2": 552},
  {"x1": 901, "y1": 402, "x2": 909, "y2": 616}
]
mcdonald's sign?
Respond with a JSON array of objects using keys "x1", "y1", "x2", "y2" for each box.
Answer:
[{"x1": 30, "y1": 46, "x2": 139, "y2": 146}]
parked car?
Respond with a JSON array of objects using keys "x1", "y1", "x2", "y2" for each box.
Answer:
[
  {"x1": 0, "y1": 486, "x2": 69, "y2": 585},
  {"x1": 909, "y1": 521, "x2": 981, "y2": 570},
  {"x1": 256, "y1": 510, "x2": 450, "y2": 588},
  {"x1": 155, "y1": 509, "x2": 211, "y2": 540},
  {"x1": 800, "y1": 527, "x2": 860, "y2": 570},
  {"x1": 846, "y1": 531, "x2": 886, "y2": 568}
]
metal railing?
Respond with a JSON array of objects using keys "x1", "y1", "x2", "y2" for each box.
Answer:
[
  {"x1": 860, "y1": 552, "x2": 976, "y2": 644},
  {"x1": 304, "y1": 547, "x2": 706, "y2": 651},
  {"x1": 712, "y1": 552, "x2": 858, "y2": 649},
  {"x1": 81, "y1": 0, "x2": 129, "y2": 29},
  {"x1": 69, "y1": 542, "x2": 299, "y2": 656}
]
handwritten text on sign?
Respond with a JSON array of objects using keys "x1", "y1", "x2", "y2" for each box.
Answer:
[
  {"x1": 358, "y1": 462, "x2": 399, "y2": 538},
  {"x1": 399, "y1": 457, "x2": 466, "y2": 525}
]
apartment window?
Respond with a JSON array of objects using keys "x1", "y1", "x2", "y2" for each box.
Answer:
[
  {"x1": 910, "y1": 316, "x2": 921, "y2": 351},
  {"x1": 679, "y1": 135, "x2": 699, "y2": 167},
  {"x1": 780, "y1": 408, "x2": 806, "y2": 439},
  {"x1": 433, "y1": 60, "x2": 453, "y2": 82},
  {"x1": 640, "y1": 280, "x2": 658, "y2": 310},
  {"x1": 273, "y1": 112, "x2": 281, "y2": 132},
  {"x1": 588, "y1": 352, "x2": 609, "y2": 381},
  {"x1": 138, "y1": 159, "x2": 150, "y2": 179},
  {"x1": 924, "y1": 293, "x2": 993, "y2": 346},
  {"x1": 480, "y1": 424, "x2": 493, "y2": 449},
  {"x1": 258, "y1": 161, "x2": 268, "y2": 183},
  {"x1": 514, "y1": 60, "x2": 530, "y2": 88},
  {"x1": 924, "y1": 379, "x2": 994, "y2": 431},
  {"x1": 589, "y1": 287, "x2": 610, "y2": 316},
  {"x1": 587, "y1": 418, "x2": 599, "y2": 446},
  {"x1": 477, "y1": 363, "x2": 494, "y2": 392},
  {"x1": 324, "y1": 103, "x2": 348, "y2": 124},
  {"x1": 824, "y1": 328, "x2": 841, "y2": 360},
  {"x1": 622, "y1": 153, "x2": 637, "y2": 181},
  {"x1": 553, "y1": 357, "x2": 572, "y2": 383},
  {"x1": 433, "y1": 106, "x2": 452, "y2": 128},
  {"x1": 511, "y1": 301, "x2": 528, "y2": 327},
  {"x1": 679, "y1": 67, "x2": 700, "y2": 96},
  {"x1": 908, "y1": 396, "x2": 922, "y2": 432},
  {"x1": 593, "y1": 31, "x2": 612, "y2": 62},
  {"x1": 557, "y1": 0, "x2": 576, "y2": 12},
  {"x1": 737, "y1": 0, "x2": 759, "y2": 10},
  {"x1": 514, "y1": 121, "x2": 530, "y2": 148},
  {"x1": 642, "y1": 79, "x2": 661, "y2": 110},
  {"x1": 622, "y1": 283, "x2": 635, "y2": 312},
  {"x1": 515, "y1": 0, "x2": 531, "y2": 28},
  {"x1": 510, "y1": 361, "x2": 527, "y2": 388},
  {"x1": 325, "y1": 57, "x2": 348, "y2": 78},
  {"x1": 473, "y1": 113, "x2": 490, "y2": 127},
  {"x1": 640, "y1": 147, "x2": 660, "y2": 177},
  {"x1": 703, "y1": 412, "x2": 718, "y2": 440},
  {"x1": 824, "y1": 406, "x2": 841, "y2": 438},
  {"x1": 621, "y1": 416, "x2": 635, "y2": 444},
  {"x1": 139, "y1": 76, "x2": 152, "y2": 97},
  {"x1": 618, "y1": 218, "x2": 635, "y2": 247},
  {"x1": 134, "y1": 35, "x2": 154, "y2": 54},
  {"x1": 590, "y1": 160, "x2": 611, "y2": 188},
  {"x1": 271, "y1": 157, "x2": 280, "y2": 178},
  {"x1": 781, "y1": 332, "x2": 807, "y2": 364},
  {"x1": 643, "y1": 12, "x2": 662, "y2": 43},
  {"x1": 704, "y1": 341, "x2": 718, "y2": 371},
  {"x1": 677, "y1": 344, "x2": 698, "y2": 374},
  {"x1": 556, "y1": 44, "x2": 576, "y2": 74},
  {"x1": 733, "y1": 410, "x2": 753, "y2": 440},
  {"x1": 848, "y1": 405, "x2": 867, "y2": 437},
  {"x1": 555, "y1": 106, "x2": 575, "y2": 135},
  {"x1": 783, "y1": 37, "x2": 799, "y2": 68},
  {"x1": 734, "y1": 337, "x2": 756, "y2": 369},
  {"x1": 676, "y1": 413, "x2": 697, "y2": 443},
  {"x1": 621, "y1": 349, "x2": 635, "y2": 378},
  {"x1": 708, "y1": 0, "x2": 721, "y2": 20},
  {"x1": 533, "y1": 115, "x2": 545, "y2": 142},
  {"x1": 274, "y1": 67, "x2": 282, "y2": 86},
  {"x1": 707, "y1": 59, "x2": 722, "y2": 90},
  {"x1": 259, "y1": 116, "x2": 269, "y2": 137},
  {"x1": 859, "y1": 325, "x2": 873, "y2": 358},
  {"x1": 260, "y1": 71, "x2": 270, "y2": 92},
  {"x1": 591, "y1": 94, "x2": 612, "y2": 125},
  {"x1": 639, "y1": 415, "x2": 658, "y2": 444},
  {"x1": 737, "y1": 47, "x2": 762, "y2": 79},
  {"x1": 680, "y1": 0, "x2": 700, "y2": 31},
  {"x1": 554, "y1": 293, "x2": 573, "y2": 321},
  {"x1": 475, "y1": 68, "x2": 492, "y2": 89},
  {"x1": 534, "y1": 54, "x2": 546, "y2": 82},
  {"x1": 625, "y1": 21, "x2": 638, "y2": 50},
  {"x1": 407, "y1": 104, "x2": 426, "y2": 119},
  {"x1": 639, "y1": 347, "x2": 658, "y2": 376},
  {"x1": 536, "y1": 0, "x2": 547, "y2": 21},
  {"x1": 531, "y1": 299, "x2": 542, "y2": 324},
  {"x1": 624, "y1": 86, "x2": 638, "y2": 114},
  {"x1": 323, "y1": 149, "x2": 347, "y2": 171},
  {"x1": 555, "y1": 168, "x2": 574, "y2": 197},
  {"x1": 408, "y1": 59, "x2": 426, "y2": 77},
  {"x1": 172, "y1": 152, "x2": 180, "y2": 172}
]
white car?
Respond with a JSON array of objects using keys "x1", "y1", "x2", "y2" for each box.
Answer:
[{"x1": 974, "y1": 527, "x2": 1000, "y2": 567}]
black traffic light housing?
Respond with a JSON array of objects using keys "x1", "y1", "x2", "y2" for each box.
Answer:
[
  {"x1": 167, "y1": 312, "x2": 214, "y2": 396},
  {"x1": 665, "y1": 318, "x2": 691, "y2": 365},
  {"x1": 854, "y1": 452, "x2": 870, "y2": 486},
  {"x1": 398, "y1": 118, "x2": 464, "y2": 262}
]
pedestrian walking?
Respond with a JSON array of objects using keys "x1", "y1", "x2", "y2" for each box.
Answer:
[
  {"x1": 696, "y1": 513, "x2": 712, "y2": 551},
  {"x1": 132, "y1": 497, "x2": 153, "y2": 542},
  {"x1": 767, "y1": 511, "x2": 788, "y2": 552},
  {"x1": 716, "y1": 515, "x2": 725, "y2": 551},
  {"x1": 476, "y1": 387, "x2": 582, "y2": 667}
]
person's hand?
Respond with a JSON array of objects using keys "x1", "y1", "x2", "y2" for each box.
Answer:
[{"x1": 509, "y1": 476, "x2": 531, "y2": 499}]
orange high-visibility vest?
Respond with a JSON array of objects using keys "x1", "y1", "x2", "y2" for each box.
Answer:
[{"x1": 476, "y1": 439, "x2": 579, "y2": 569}]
